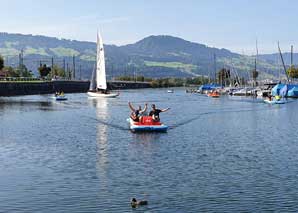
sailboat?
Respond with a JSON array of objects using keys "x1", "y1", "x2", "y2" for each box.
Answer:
[{"x1": 87, "y1": 32, "x2": 119, "y2": 98}]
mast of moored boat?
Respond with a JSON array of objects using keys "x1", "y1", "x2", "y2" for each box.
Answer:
[{"x1": 278, "y1": 41, "x2": 289, "y2": 83}]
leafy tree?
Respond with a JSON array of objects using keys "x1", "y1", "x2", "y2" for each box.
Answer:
[
  {"x1": 2, "y1": 66, "x2": 19, "y2": 77},
  {"x1": 16, "y1": 64, "x2": 33, "y2": 77},
  {"x1": 0, "y1": 55, "x2": 4, "y2": 70},
  {"x1": 38, "y1": 64, "x2": 51, "y2": 78},
  {"x1": 51, "y1": 65, "x2": 65, "y2": 77},
  {"x1": 287, "y1": 65, "x2": 298, "y2": 79}
]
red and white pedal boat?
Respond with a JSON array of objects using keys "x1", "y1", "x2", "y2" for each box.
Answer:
[{"x1": 127, "y1": 116, "x2": 168, "y2": 132}]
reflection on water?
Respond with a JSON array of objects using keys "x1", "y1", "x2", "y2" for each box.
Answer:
[
  {"x1": 90, "y1": 98, "x2": 109, "y2": 187},
  {"x1": 0, "y1": 98, "x2": 53, "y2": 111}
]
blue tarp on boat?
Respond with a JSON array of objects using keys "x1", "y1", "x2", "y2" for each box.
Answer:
[
  {"x1": 198, "y1": 84, "x2": 222, "y2": 91},
  {"x1": 271, "y1": 84, "x2": 298, "y2": 97},
  {"x1": 287, "y1": 86, "x2": 298, "y2": 97},
  {"x1": 271, "y1": 84, "x2": 285, "y2": 96}
]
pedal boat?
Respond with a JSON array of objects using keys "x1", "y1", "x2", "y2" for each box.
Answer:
[{"x1": 128, "y1": 116, "x2": 168, "y2": 132}]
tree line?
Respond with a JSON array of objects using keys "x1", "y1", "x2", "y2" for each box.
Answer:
[
  {"x1": 0, "y1": 55, "x2": 68, "y2": 79},
  {"x1": 115, "y1": 75, "x2": 210, "y2": 87}
]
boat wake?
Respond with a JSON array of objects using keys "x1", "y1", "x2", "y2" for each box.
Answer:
[
  {"x1": 85, "y1": 107, "x2": 281, "y2": 132},
  {"x1": 85, "y1": 115, "x2": 129, "y2": 131},
  {"x1": 170, "y1": 107, "x2": 279, "y2": 129}
]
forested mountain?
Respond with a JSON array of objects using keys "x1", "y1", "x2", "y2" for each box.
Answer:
[{"x1": 0, "y1": 32, "x2": 286, "y2": 79}]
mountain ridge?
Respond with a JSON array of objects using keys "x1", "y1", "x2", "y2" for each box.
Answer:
[{"x1": 0, "y1": 32, "x2": 285, "y2": 79}]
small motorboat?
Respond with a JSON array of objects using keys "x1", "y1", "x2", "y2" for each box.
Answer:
[
  {"x1": 128, "y1": 116, "x2": 168, "y2": 132},
  {"x1": 167, "y1": 89, "x2": 174, "y2": 93},
  {"x1": 53, "y1": 91, "x2": 67, "y2": 101},
  {"x1": 264, "y1": 99, "x2": 286, "y2": 104},
  {"x1": 207, "y1": 91, "x2": 220, "y2": 98}
]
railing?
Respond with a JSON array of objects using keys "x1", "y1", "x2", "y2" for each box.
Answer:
[{"x1": 0, "y1": 77, "x2": 48, "y2": 82}]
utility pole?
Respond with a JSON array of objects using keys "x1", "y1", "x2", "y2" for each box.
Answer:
[
  {"x1": 63, "y1": 58, "x2": 66, "y2": 77},
  {"x1": 51, "y1": 57, "x2": 54, "y2": 79},
  {"x1": 73, "y1": 55, "x2": 76, "y2": 80},
  {"x1": 134, "y1": 66, "x2": 136, "y2": 82},
  {"x1": 66, "y1": 63, "x2": 69, "y2": 80},
  {"x1": 79, "y1": 64, "x2": 82, "y2": 80},
  {"x1": 19, "y1": 49, "x2": 24, "y2": 76}
]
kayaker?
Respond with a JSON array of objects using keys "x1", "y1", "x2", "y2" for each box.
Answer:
[
  {"x1": 149, "y1": 104, "x2": 170, "y2": 122},
  {"x1": 128, "y1": 102, "x2": 147, "y2": 122}
]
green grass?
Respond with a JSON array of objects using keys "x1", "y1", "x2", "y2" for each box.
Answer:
[
  {"x1": 5, "y1": 41, "x2": 19, "y2": 48},
  {"x1": 0, "y1": 48, "x2": 19, "y2": 56},
  {"x1": 24, "y1": 47, "x2": 49, "y2": 56},
  {"x1": 144, "y1": 61, "x2": 197, "y2": 70},
  {"x1": 80, "y1": 54, "x2": 96, "y2": 61},
  {"x1": 50, "y1": 47, "x2": 80, "y2": 57},
  {"x1": 167, "y1": 51, "x2": 191, "y2": 57}
]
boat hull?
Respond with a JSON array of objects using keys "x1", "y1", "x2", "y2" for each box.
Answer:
[
  {"x1": 128, "y1": 118, "x2": 168, "y2": 132},
  {"x1": 207, "y1": 94, "x2": 220, "y2": 98},
  {"x1": 87, "y1": 91, "x2": 119, "y2": 98},
  {"x1": 53, "y1": 96, "x2": 67, "y2": 101},
  {"x1": 264, "y1": 99, "x2": 286, "y2": 104}
]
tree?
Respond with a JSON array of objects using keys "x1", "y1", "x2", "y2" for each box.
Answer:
[
  {"x1": 2, "y1": 66, "x2": 18, "y2": 77},
  {"x1": 287, "y1": 65, "x2": 298, "y2": 79},
  {"x1": 38, "y1": 64, "x2": 51, "y2": 78},
  {"x1": 51, "y1": 65, "x2": 65, "y2": 78},
  {"x1": 16, "y1": 64, "x2": 33, "y2": 77},
  {"x1": 0, "y1": 55, "x2": 4, "y2": 70}
]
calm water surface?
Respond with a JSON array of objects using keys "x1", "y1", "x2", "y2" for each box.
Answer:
[{"x1": 1, "y1": 88, "x2": 298, "y2": 212}]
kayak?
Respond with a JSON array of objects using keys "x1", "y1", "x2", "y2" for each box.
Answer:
[
  {"x1": 128, "y1": 116, "x2": 168, "y2": 132},
  {"x1": 54, "y1": 95, "x2": 68, "y2": 101},
  {"x1": 264, "y1": 99, "x2": 286, "y2": 104}
]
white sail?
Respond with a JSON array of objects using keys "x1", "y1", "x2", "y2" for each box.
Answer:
[
  {"x1": 89, "y1": 64, "x2": 97, "y2": 91},
  {"x1": 96, "y1": 31, "x2": 107, "y2": 90}
]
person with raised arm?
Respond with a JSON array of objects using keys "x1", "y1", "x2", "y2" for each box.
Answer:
[
  {"x1": 149, "y1": 104, "x2": 170, "y2": 122},
  {"x1": 128, "y1": 102, "x2": 148, "y2": 122}
]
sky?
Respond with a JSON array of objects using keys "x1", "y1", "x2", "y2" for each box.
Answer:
[{"x1": 0, "y1": 0, "x2": 298, "y2": 54}]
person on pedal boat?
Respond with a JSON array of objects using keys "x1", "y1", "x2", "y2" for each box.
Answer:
[
  {"x1": 128, "y1": 102, "x2": 147, "y2": 122},
  {"x1": 149, "y1": 104, "x2": 170, "y2": 122}
]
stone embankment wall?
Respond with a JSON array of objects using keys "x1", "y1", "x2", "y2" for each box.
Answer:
[{"x1": 0, "y1": 80, "x2": 152, "y2": 96}]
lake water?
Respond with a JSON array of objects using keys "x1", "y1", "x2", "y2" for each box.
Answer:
[{"x1": 1, "y1": 88, "x2": 298, "y2": 212}]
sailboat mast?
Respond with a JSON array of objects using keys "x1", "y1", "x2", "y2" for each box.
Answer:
[
  {"x1": 214, "y1": 53, "x2": 216, "y2": 83},
  {"x1": 278, "y1": 42, "x2": 289, "y2": 83}
]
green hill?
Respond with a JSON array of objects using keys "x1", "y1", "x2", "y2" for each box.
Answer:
[{"x1": 0, "y1": 32, "x2": 280, "y2": 79}]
